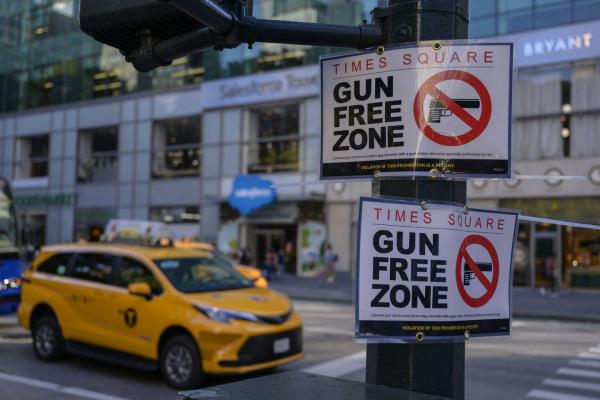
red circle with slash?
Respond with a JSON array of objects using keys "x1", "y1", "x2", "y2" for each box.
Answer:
[
  {"x1": 413, "y1": 70, "x2": 492, "y2": 146},
  {"x1": 455, "y1": 234, "x2": 499, "y2": 308}
]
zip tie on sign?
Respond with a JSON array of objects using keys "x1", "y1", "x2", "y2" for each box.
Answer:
[{"x1": 519, "y1": 215, "x2": 600, "y2": 231}]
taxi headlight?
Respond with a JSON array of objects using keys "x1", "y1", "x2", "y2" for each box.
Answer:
[
  {"x1": 0, "y1": 277, "x2": 21, "y2": 291},
  {"x1": 194, "y1": 304, "x2": 260, "y2": 324}
]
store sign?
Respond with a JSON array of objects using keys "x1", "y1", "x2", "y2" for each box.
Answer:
[
  {"x1": 202, "y1": 65, "x2": 319, "y2": 109},
  {"x1": 499, "y1": 20, "x2": 600, "y2": 68},
  {"x1": 356, "y1": 197, "x2": 518, "y2": 341},
  {"x1": 15, "y1": 193, "x2": 77, "y2": 208},
  {"x1": 228, "y1": 176, "x2": 276, "y2": 216},
  {"x1": 320, "y1": 42, "x2": 513, "y2": 179}
]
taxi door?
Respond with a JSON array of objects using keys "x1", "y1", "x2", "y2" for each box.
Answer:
[
  {"x1": 99, "y1": 256, "x2": 163, "y2": 359},
  {"x1": 67, "y1": 252, "x2": 122, "y2": 345}
]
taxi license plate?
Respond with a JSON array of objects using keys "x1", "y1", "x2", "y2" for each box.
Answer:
[{"x1": 273, "y1": 338, "x2": 291, "y2": 354}]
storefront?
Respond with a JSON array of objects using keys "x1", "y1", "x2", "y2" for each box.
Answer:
[
  {"x1": 501, "y1": 198, "x2": 600, "y2": 289},
  {"x1": 219, "y1": 199, "x2": 326, "y2": 276},
  {"x1": 14, "y1": 193, "x2": 77, "y2": 251}
]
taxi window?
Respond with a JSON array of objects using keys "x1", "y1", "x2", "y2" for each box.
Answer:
[
  {"x1": 70, "y1": 253, "x2": 116, "y2": 285},
  {"x1": 154, "y1": 257, "x2": 253, "y2": 293},
  {"x1": 116, "y1": 257, "x2": 162, "y2": 295},
  {"x1": 37, "y1": 254, "x2": 72, "y2": 276}
]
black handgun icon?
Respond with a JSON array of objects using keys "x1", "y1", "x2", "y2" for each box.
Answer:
[
  {"x1": 463, "y1": 262, "x2": 492, "y2": 286},
  {"x1": 428, "y1": 99, "x2": 480, "y2": 123}
]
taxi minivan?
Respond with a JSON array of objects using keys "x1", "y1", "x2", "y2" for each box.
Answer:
[
  {"x1": 173, "y1": 240, "x2": 268, "y2": 288},
  {"x1": 18, "y1": 243, "x2": 302, "y2": 389}
]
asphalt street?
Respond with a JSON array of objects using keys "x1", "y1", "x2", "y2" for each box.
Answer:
[{"x1": 1, "y1": 300, "x2": 600, "y2": 400}]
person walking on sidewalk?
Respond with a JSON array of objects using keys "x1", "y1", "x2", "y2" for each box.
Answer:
[{"x1": 320, "y1": 244, "x2": 338, "y2": 286}]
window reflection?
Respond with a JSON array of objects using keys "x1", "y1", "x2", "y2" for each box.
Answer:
[
  {"x1": 152, "y1": 117, "x2": 202, "y2": 179},
  {"x1": 14, "y1": 135, "x2": 50, "y2": 179},
  {"x1": 248, "y1": 104, "x2": 300, "y2": 174},
  {"x1": 77, "y1": 126, "x2": 119, "y2": 183}
]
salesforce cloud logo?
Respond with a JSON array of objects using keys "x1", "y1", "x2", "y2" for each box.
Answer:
[{"x1": 228, "y1": 176, "x2": 276, "y2": 215}]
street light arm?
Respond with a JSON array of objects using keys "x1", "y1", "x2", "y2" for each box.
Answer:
[
  {"x1": 244, "y1": 18, "x2": 382, "y2": 49},
  {"x1": 128, "y1": 27, "x2": 222, "y2": 72},
  {"x1": 160, "y1": 0, "x2": 236, "y2": 35}
]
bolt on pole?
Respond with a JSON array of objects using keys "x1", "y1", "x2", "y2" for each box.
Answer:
[{"x1": 366, "y1": 1, "x2": 469, "y2": 399}]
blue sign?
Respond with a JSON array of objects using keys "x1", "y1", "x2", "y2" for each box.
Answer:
[{"x1": 229, "y1": 176, "x2": 276, "y2": 216}]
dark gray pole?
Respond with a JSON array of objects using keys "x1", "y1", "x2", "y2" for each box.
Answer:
[{"x1": 366, "y1": 1, "x2": 469, "y2": 399}]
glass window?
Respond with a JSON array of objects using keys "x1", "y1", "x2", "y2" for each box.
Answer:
[
  {"x1": 37, "y1": 253, "x2": 71, "y2": 276},
  {"x1": 150, "y1": 206, "x2": 201, "y2": 224},
  {"x1": 116, "y1": 257, "x2": 162, "y2": 294},
  {"x1": 471, "y1": 0, "x2": 496, "y2": 17},
  {"x1": 248, "y1": 104, "x2": 300, "y2": 174},
  {"x1": 498, "y1": 0, "x2": 532, "y2": 12},
  {"x1": 77, "y1": 126, "x2": 119, "y2": 183},
  {"x1": 14, "y1": 135, "x2": 49, "y2": 179},
  {"x1": 469, "y1": 16, "x2": 497, "y2": 38},
  {"x1": 154, "y1": 257, "x2": 253, "y2": 293},
  {"x1": 152, "y1": 117, "x2": 201, "y2": 179},
  {"x1": 70, "y1": 253, "x2": 116, "y2": 285},
  {"x1": 0, "y1": 180, "x2": 18, "y2": 251},
  {"x1": 534, "y1": 2, "x2": 572, "y2": 28},
  {"x1": 498, "y1": 9, "x2": 533, "y2": 34},
  {"x1": 574, "y1": 0, "x2": 600, "y2": 21}
]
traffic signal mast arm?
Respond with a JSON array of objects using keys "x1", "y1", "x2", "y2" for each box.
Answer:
[{"x1": 132, "y1": 0, "x2": 382, "y2": 71}]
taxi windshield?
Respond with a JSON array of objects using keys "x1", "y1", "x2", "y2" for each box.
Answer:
[{"x1": 154, "y1": 257, "x2": 254, "y2": 293}]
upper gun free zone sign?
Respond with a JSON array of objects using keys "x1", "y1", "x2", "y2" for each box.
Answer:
[{"x1": 320, "y1": 42, "x2": 513, "y2": 179}]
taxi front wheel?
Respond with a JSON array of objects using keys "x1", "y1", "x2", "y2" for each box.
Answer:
[
  {"x1": 32, "y1": 315, "x2": 65, "y2": 361},
  {"x1": 160, "y1": 335, "x2": 205, "y2": 390}
]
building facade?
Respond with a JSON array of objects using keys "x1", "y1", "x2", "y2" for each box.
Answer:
[{"x1": 1, "y1": 0, "x2": 600, "y2": 284}]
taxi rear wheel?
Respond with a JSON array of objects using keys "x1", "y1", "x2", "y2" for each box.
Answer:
[
  {"x1": 160, "y1": 335, "x2": 205, "y2": 390},
  {"x1": 32, "y1": 315, "x2": 65, "y2": 361}
]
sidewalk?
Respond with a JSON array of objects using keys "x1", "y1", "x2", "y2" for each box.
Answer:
[{"x1": 270, "y1": 272, "x2": 600, "y2": 323}]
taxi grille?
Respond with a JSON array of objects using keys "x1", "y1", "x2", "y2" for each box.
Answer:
[
  {"x1": 219, "y1": 328, "x2": 302, "y2": 367},
  {"x1": 257, "y1": 310, "x2": 292, "y2": 325}
]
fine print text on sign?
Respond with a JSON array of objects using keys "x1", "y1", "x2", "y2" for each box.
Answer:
[
  {"x1": 356, "y1": 197, "x2": 518, "y2": 341},
  {"x1": 320, "y1": 42, "x2": 513, "y2": 179}
]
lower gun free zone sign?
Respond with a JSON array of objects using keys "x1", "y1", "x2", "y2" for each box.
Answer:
[
  {"x1": 320, "y1": 42, "x2": 513, "y2": 179},
  {"x1": 355, "y1": 197, "x2": 518, "y2": 341}
]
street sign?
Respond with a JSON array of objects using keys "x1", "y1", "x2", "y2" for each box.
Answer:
[
  {"x1": 355, "y1": 197, "x2": 518, "y2": 341},
  {"x1": 320, "y1": 42, "x2": 513, "y2": 179}
]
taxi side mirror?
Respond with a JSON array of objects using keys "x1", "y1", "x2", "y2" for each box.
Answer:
[{"x1": 128, "y1": 282, "x2": 152, "y2": 300}]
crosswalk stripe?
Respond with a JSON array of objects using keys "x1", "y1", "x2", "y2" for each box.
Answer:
[
  {"x1": 544, "y1": 378, "x2": 600, "y2": 393},
  {"x1": 0, "y1": 371, "x2": 128, "y2": 400},
  {"x1": 587, "y1": 348, "x2": 600, "y2": 354},
  {"x1": 570, "y1": 359, "x2": 600, "y2": 369},
  {"x1": 579, "y1": 353, "x2": 600, "y2": 360},
  {"x1": 527, "y1": 388, "x2": 600, "y2": 400},
  {"x1": 303, "y1": 351, "x2": 366, "y2": 378},
  {"x1": 557, "y1": 368, "x2": 600, "y2": 380}
]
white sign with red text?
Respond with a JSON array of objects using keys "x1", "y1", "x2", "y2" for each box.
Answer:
[
  {"x1": 355, "y1": 197, "x2": 518, "y2": 341},
  {"x1": 320, "y1": 42, "x2": 513, "y2": 179}
]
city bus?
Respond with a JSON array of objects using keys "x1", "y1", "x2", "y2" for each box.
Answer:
[{"x1": 0, "y1": 178, "x2": 22, "y2": 315}]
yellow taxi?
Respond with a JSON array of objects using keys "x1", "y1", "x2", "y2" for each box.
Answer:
[
  {"x1": 18, "y1": 243, "x2": 303, "y2": 389},
  {"x1": 173, "y1": 240, "x2": 268, "y2": 288}
]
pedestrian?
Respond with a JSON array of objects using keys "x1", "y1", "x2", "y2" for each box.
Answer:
[
  {"x1": 240, "y1": 247, "x2": 252, "y2": 266},
  {"x1": 264, "y1": 248, "x2": 278, "y2": 281},
  {"x1": 542, "y1": 253, "x2": 559, "y2": 297},
  {"x1": 320, "y1": 244, "x2": 338, "y2": 285},
  {"x1": 277, "y1": 248, "x2": 286, "y2": 279}
]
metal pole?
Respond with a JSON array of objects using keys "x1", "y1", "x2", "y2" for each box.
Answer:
[{"x1": 366, "y1": 1, "x2": 469, "y2": 399}]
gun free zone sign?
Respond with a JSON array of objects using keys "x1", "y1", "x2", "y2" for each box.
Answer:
[
  {"x1": 320, "y1": 42, "x2": 513, "y2": 179},
  {"x1": 355, "y1": 197, "x2": 518, "y2": 341}
]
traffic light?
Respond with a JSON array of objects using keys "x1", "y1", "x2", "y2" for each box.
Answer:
[
  {"x1": 79, "y1": 0, "x2": 382, "y2": 72},
  {"x1": 79, "y1": 0, "x2": 203, "y2": 57}
]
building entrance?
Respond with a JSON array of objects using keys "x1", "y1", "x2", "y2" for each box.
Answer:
[{"x1": 252, "y1": 224, "x2": 297, "y2": 274}]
